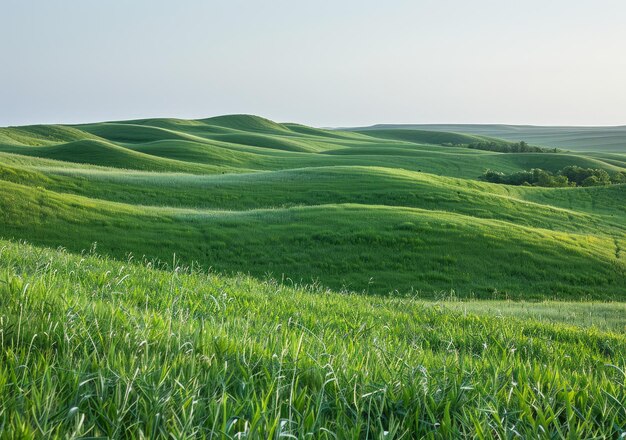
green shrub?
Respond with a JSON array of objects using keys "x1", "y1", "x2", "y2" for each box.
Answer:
[{"x1": 481, "y1": 166, "x2": 623, "y2": 187}]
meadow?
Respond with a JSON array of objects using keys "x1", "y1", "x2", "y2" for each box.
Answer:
[
  {"x1": 0, "y1": 115, "x2": 624, "y2": 298},
  {"x1": 0, "y1": 240, "x2": 624, "y2": 438},
  {"x1": 0, "y1": 114, "x2": 625, "y2": 438},
  {"x1": 356, "y1": 124, "x2": 626, "y2": 153}
]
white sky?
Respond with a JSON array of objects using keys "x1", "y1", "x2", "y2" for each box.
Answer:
[{"x1": 2, "y1": 0, "x2": 625, "y2": 127}]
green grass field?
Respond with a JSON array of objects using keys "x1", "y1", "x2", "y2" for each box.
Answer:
[
  {"x1": 0, "y1": 240, "x2": 624, "y2": 438},
  {"x1": 0, "y1": 115, "x2": 624, "y2": 298},
  {"x1": 0, "y1": 114, "x2": 625, "y2": 437},
  {"x1": 352, "y1": 124, "x2": 626, "y2": 152}
]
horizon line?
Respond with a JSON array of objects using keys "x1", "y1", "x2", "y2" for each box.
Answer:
[{"x1": 2, "y1": 113, "x2": 626, "y2": 130}]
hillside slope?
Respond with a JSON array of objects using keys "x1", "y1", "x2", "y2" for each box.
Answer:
[
  {"x1": 349, "y1": 124, "x2": 626, "y2": 152},
  {"x1": 0, "y1": 179, "x2": 623, "y2": 298},
  {"x1": 1, "y1": 239, "x2": 623, "y2": 437},
  {"x1": 0, "y1": 114, "x2": 625, "y2": 298}
]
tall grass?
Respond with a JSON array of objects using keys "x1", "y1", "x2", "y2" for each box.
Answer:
[{"x1": 0, "y1": 240, "x2": 624, "y2": 438}]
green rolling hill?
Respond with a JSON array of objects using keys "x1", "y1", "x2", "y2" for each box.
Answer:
[
  {"x1": 1, "y1": 114, "x2": 625, "y2": 438},
  {"x1": 345, "y1": 128, "x2": 508, "y2": 147},
  {"x1": 0, "y1": 114, "x2": 624, "y2": 298},
  {"x1": 348, "y1": 123, "x2": 626, "y2": 152}
]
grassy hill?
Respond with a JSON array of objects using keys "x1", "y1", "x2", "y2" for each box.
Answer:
[
  {"x1": 0, "y1": 139, "x2": 237, "y2": 173},
  {"x1": 0, "y1": 114, "x2": 624, "y2": 298},
  {"x1": 343, "y1": 128, "x2": 508, "y2": 147},
  {"x1": 351, "y1": 124, "x2": 626, "y2": 152},
  {"x1": 1, "y1": 114, "x2": 625, "y2": 437},
  {"x1": 1, "y1": 177, "x2": 624, "y2": 298}
]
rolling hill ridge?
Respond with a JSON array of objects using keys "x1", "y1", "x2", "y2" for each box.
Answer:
[{"x1": 0, "y1": 114, "x2": 624, "y2": 298}]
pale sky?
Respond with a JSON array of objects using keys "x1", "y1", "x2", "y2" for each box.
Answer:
[{"x1": 2, "y1": 0, "x2": 625, "y2": 127}]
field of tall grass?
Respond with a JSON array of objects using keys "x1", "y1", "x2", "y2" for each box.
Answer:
[{"x1": 0, "y1": 240, "x2": 624, "y2": 438}]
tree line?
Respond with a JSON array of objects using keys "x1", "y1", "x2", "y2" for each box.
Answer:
[
  {"x1": 481, "y1": 165, "x2": 626, "y2": 187},
  {"x1": 468, "y1": 141, "x2": 559, "y2": 153},
  {"x1": 442, "y1": 140, "x2": 559, "y2": 153}
]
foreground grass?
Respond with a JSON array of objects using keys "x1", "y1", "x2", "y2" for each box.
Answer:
[{"x1": 0, "y1": 240, "x2": 624, "y2": 438}]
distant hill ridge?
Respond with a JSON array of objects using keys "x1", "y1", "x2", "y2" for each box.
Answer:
[{"x1": 343, "y1": 123, "x2": 626, "y2": 152}]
